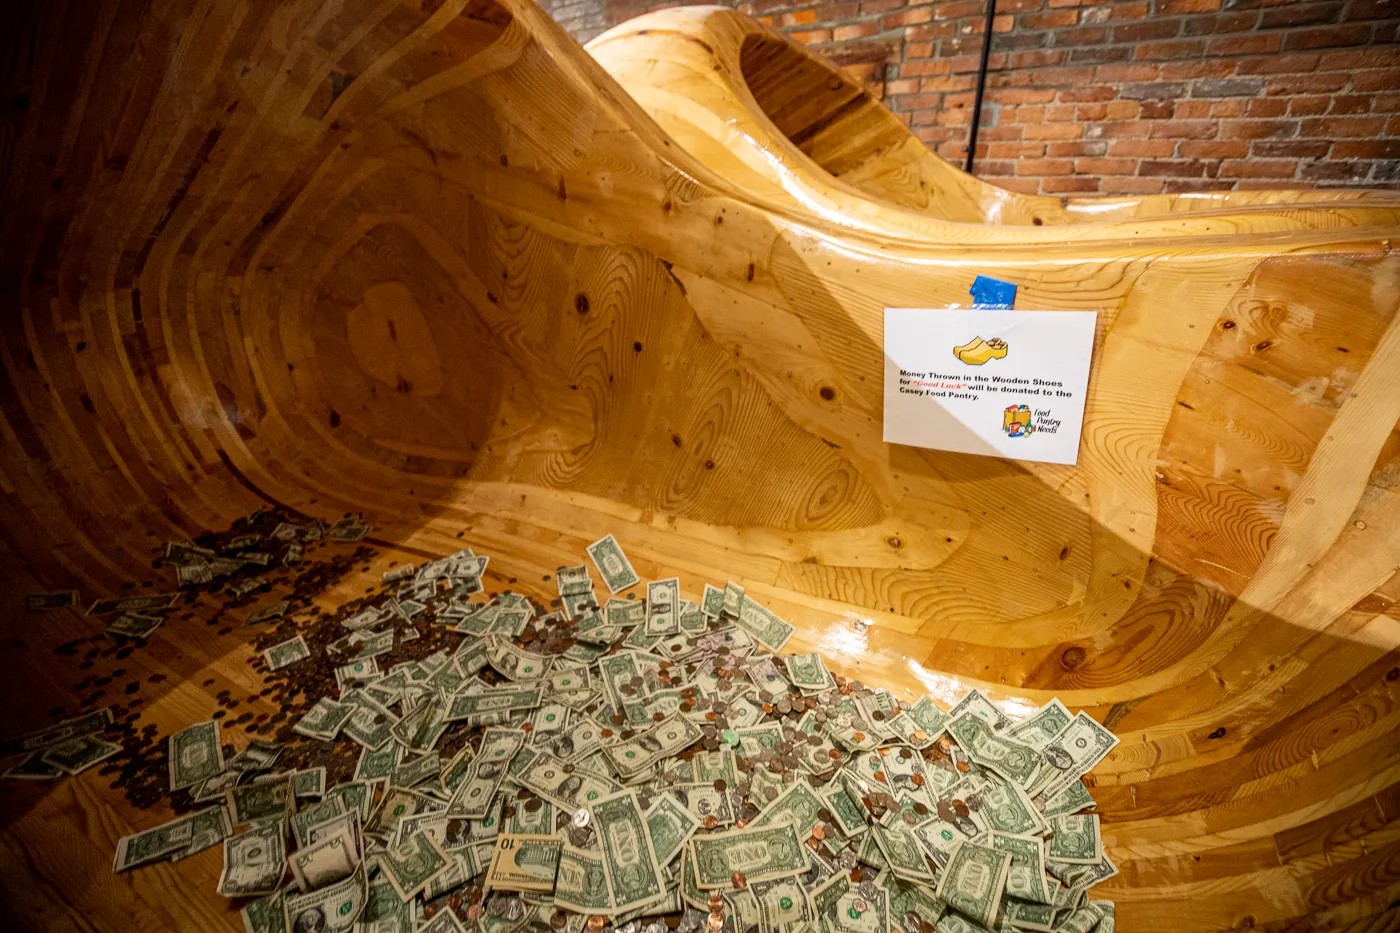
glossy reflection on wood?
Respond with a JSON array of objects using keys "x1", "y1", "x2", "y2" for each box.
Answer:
[{"x1": 1, "y1": 0, "x2": 1399, "y2": 930}]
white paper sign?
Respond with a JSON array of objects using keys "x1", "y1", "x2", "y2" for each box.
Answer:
[{"x1": 883, "y1": 308, "x2": 1097, "y2": 465}]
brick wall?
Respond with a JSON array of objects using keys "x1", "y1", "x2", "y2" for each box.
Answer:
[{"x1": 552, "y1": 0, "x2": 1400, "y2": 195}]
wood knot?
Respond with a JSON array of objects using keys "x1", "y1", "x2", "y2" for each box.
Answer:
[
  {"x1": 575, "y1": 293, "x2": 589, "y2": 314},
  {"x1": 819, "y1": 386, "x2": 836, "y2": 401},
  {"x1": 1060, "y1": 646, "x2": 1086, "y2": 669},
  {"x1": 1221, "y1": 320, "x2": 1236, "y2": 330},
  {"x1": 1207, "y1": 726, "x2": 1227, "y2": 739}
]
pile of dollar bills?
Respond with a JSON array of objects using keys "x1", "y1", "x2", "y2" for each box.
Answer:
[{"x1": 112, "y1": 532, "x2": 1119, "y2": 933}]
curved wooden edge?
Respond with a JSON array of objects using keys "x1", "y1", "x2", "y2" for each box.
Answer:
[{"x1": 587, "y1": 6, "x2": 1400, "y2": 231}]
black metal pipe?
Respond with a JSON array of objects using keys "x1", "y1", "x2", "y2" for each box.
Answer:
[{"x1": 964, "y1": 0, "x2": 997, "y2": 174}]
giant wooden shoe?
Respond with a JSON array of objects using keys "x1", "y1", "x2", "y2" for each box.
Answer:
[{"x1": 1, "y1": 0, "x2": 1399, "y2": 929}]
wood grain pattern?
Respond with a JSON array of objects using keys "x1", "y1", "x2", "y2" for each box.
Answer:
[{"x1": 1, "y1": 0, "x2": 1399, "y2": 929}]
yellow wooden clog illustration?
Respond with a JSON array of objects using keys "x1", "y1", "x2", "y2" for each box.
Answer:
[{"x1": 953, "y1": 336, "x2": 1009, "y2": 365}]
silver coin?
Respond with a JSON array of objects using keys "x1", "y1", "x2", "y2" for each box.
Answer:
[
  {"x1": 852, "y1": 899, "x2": 869, "y2": 913},
  {"x1": 860, "y1": 881, "x2": 878, "y2": 901},
  {"x1": 573, "y1": 808, "x2": 591, "y2": 828}
]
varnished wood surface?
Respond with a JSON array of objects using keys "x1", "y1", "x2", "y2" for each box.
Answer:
[{"x1": 1, "y1": 0, "x2": 1399, "y2": 930}]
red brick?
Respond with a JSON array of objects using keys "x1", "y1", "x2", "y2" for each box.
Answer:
[
  {"x1": 1016, "y1": 65, "x2": 1095, "y2": 85},
  {"x1": 778, "y1": 8, "x2": 818, "y2": 25},
  {"x1": 1024, "y1": 123, "x2": 1086, "y2": 140},
  {"x1": 1008, "y1": 49, "x2": 1069, "y2": 68},
  {"x1": 905, "y1": 40, "x2": 933, "y2": 56},
  {"x1": 1141, "y1": 99, "x2": 1175, "y2": 119},
  {"x1": 1208, "y1": 99, "x2": 1249, "y2": 118},
  {"x1": 1333, "y1": 139, "x2": 1400, "y2": 158},
  {"x1": 1045, "y1": 104, "x2": 1077, "y2": 121},
  {"x1": 1159, "y1": 60, "x2": 1235, "y2": 79},
  {"x1": 1157, "y1": 0, "x2": 1219, "y2": 12},
  {"x1": 1008, "y1": 105, "x2": 1045, "y2": 124},
  {"x1": 1316, "y1": 49, "x2": 1400, "y2": 69},
  {"x1": 1055, "y1": 25, "x2": 1109, "y2": 44},
  {"x1": 1207, "y1": 34, "x2": 1281, "y2": 56},
  {"x1": 1299, "y1": 160, "x2": 1370, "y2": 180},
  {"x1": 1372, "y1": 93, "x2": 1400, "y2": 112},
  {"x1": 1102, "y1": 1, "x2": 1150, "y2": 19},
  {"x1": 1284, "y1": 24, "x2": 1372, "y2": 49},
  {"x1": 995, "y1": 88, "x2": 1057, "y2": 105},
  {"x1": 1219, "y1": 159, "x2": 1299, "y2": 178},
  {"x1": 1113, "y1": 19, "x2": 1182, "y2": 42},
  {"x1": 833, "y1": 22, "x2": 878, "y2": 40},
  {"x1": 1135, "y1": 39, "x2": 1206, "y2": 60},
  {"x1": 1094, "y1": 120, "x2": 1152, "y2": 137},
  {"x1": 1235, "y1": 53, "x2": 1321, "y2": 75},
  {"x1": 973, "y1": 159, "x2": 1017, "y2": 175},
  {"x1": 1220, "y1": 119, "x2": 1300, "y2": 139},
  {"x1": 919, "y1": 75, "x2": 974, "y2": 91},
  {"x1": 1181, "y1": 11, "x2": 1262, "y2": 35},
  {"x1": 901, "y1": 59, "x2": 950, "y2": 76},
  {"x1": 1016, "y1": 158, "x2": 1075, "y2": 175},
  {"x1": 1102, "y1": 176, "x2": 1168, "y2": 194},
  {"x1": 1076, "y1": 157, "x2": 1138, "y2": 174},
  {"x1": 1345, "y1": 0, "x2": 1400, "y2": 19},
  {"x1": 1287, "y1": 95, "x2": 1332, "y2": 115},
  {"x1": 1108, "y1": 138, "x2": 1178, "y2": 157},
  {"x1": 1247, "y1": 98, "x2": 1289, "y2": 117},
  {"x1": 1231, "y1": 181, "x2": 1315, "y2": 191},
  {"x1": 1161, "y1": 179, "x2": 1225, "y2": 192},
  {"x1": 1329, "y1": 95, "x2": 1372, "y2": 114},
  {"x1": 1179, "y1": 140, "x2": 1250, "y2": 158},
  {"x1": 932, "y1": 0, "x2": 983, "y2": 17},
  {"x1": 1138, "y1": 159, "x2": 1210, "y2": 177},
  {"x1": 1264, "y1": 73, "x2": 1349, "y2": 95},
  {"x1": 1105, "y1": 100, "x2": 1143, "y2": 119},
  {"x1": 882, "y1": 7, "x2": 930, "y2": 25},
  {"x1": 1059, "y1": 86, "x2": 1118, "y2": 103},
  {"x1": 993, "y1": 178, "x2": 1042, "y2": 194},
  {"x1": 885, "y1": 78, "x2": 920, "y2": 95},
  {"x1": 1148, "y1": 120, "x2": 1218, "y2": 138},
  {"x1": 986, "y1": 142, "x2": 1046, "y2": 158},
  {"x1": 1042, "y1": 176, "x2": 1102, "y2": 192},
  {"x1": 1094, "y1": 63, "x2": 1161, "y2": 82},
  {"x1": 1022, "y1": 9, "x2": 1080, "y2": 27},
  {"x1": 1260, "y1": 2, "x2": 1345, "y2": 29},
  {"x1": 789, "y1": 28, "x2": 832, "y2": 43},
  {"x1": 1353, "y1": 69, "x2": 1400, "y2": 92},
  {"x1": 1047, "y1": 140, "x2": 1106, "y2": 156},
  {"x1": 897, "y1": 92, "x2": 947, "y2": 109},
  {"x1": 979, "y1": 125, "x2": 1024, "y2": 140},
  {"x1": 1076, "y1": 102, "x2": 1110, "y2": 121},
  {"x1": 1251, "y1": 140, "x2": 1332, "y2": 158},
  {"x1": 860, "y1": 0, "x2": 906, "y2": 13},
  {"x1": 1300, "y1": 115, "x2": 1387, "y2": 136}
]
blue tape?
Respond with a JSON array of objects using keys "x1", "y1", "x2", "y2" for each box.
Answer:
[{"x1": 969, "y1": 275, "x2": 1017, "y2": 310}]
